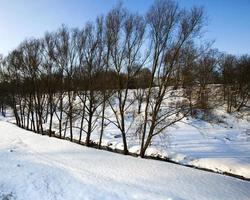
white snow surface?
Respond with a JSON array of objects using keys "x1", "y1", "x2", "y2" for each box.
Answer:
[
  {"x1": 0, "y1": 120, "x2": 250, "y2": 200},
  {"x1": 1, "y1": 87, "x2": 250, "y2": 179},
  {"x1": 89, "y1": 105, "x2": 250, "y2": 179}
]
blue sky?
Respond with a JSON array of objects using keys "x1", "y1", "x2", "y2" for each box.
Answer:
[{"x1": 0, "y1": 0, "x2": 249, "y2": 56}]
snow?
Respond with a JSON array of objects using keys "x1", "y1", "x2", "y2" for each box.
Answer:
[
  {"x1": 164, "y1": 112, "x2": 250, "y2": 179},
  {"x1": 90, "y1": 104, "x2": 250, "y2": 179},
  {"x1": 1, "y1": 87, "x2": 250, "y2": 180},
  {"x1": 93, "y1": 101, "x2": 250, "y2": 179},
  {"x1": 0, "y1": 121, "x2": 250, "y2": 200}
]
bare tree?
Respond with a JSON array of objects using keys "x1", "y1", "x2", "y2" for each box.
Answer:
[
  {"x1": 195, "y1": 49, "x2": 218, "y2": 115},
  {"x1": 139, "y1": 0, "x2": 205, "y2": 157},
  {"x1": 220, "y1": 54, "x2": 250, "y2": 112},
  {"x1": 80, "y1": 19, "x2": 105, "y2": 146},
  {"x1": 53, "y1": 26, "x2": 70, "y2": 138},
  {"x1": 105, "y1": 6, "x2": 147, "y2": 154},
  {"x1": 42, "y1": 32, "x2": 58, "y2": 136}
]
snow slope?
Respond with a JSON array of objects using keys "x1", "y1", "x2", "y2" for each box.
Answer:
[{"x1": 0, "y1": 121, "x2": 250, "y2": 200}]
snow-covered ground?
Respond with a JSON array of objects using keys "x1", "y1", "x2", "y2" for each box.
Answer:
[
  {"x1": 0, "y1": 120, "x2": 250, "y2": 200},
  {"x1": 2, "y1": 90, "x2": 250, "y2": 180},
  {"x1": 90, "y1": 105, "x2": 250, "y2": 179}
]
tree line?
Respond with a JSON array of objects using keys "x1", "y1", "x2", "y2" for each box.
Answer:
[{"x1": 0, "y1": 0, "x2": 249, "y2": 157}]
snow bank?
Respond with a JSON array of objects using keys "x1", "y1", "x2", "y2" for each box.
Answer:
[{"x1": 0, "y1": 121, "x2": 250, "y2": 200}]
